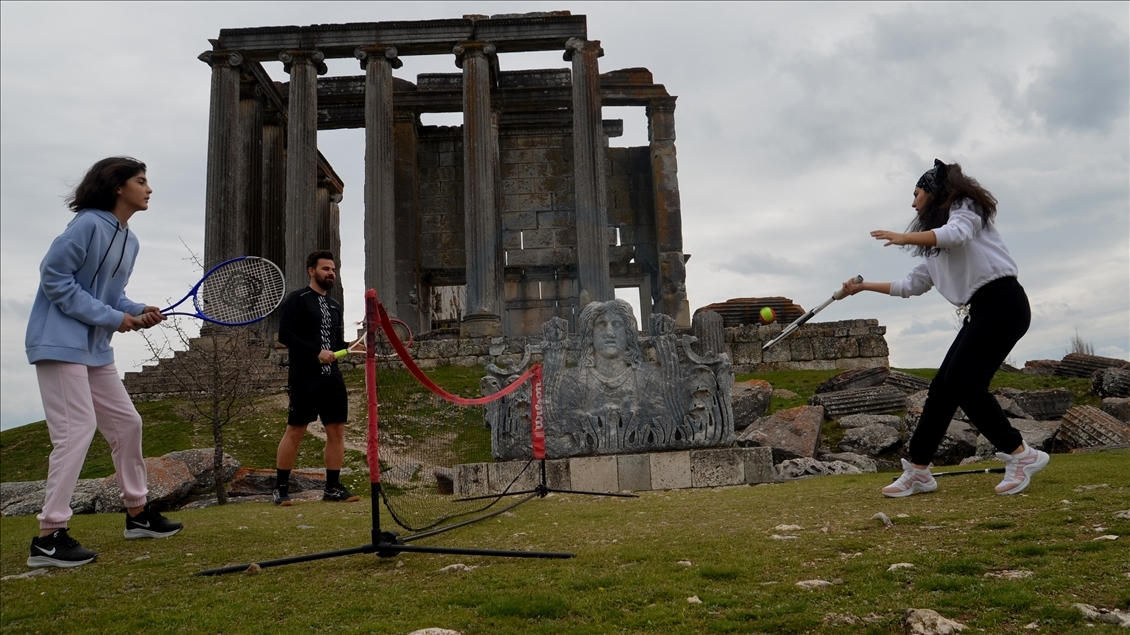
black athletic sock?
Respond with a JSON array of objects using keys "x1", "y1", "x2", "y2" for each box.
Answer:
[
  {"x1": 276, "y1": 469, "x2": 291, "y2": 494},
  {"x1": 326, "y1": 470, "x2": 340, "y2": 489}
]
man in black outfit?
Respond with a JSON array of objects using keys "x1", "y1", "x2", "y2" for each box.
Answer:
[{"x1": 273, "y1": 250, "x2": 359, "y2": 505}]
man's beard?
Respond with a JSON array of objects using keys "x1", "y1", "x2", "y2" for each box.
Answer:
[{"x1": 315, "y1": 275, "x2": 335, "y2": 291}]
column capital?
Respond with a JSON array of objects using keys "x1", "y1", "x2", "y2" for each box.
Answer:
[
  {"x1": 646, "y1": 95, "x2": 678, "y2": 116},
  {"x1": 563, "y1": 38, "x2": 603, "y2": 61},
  {"x1": 279, "y1": 49, "x2": 327, "y2": 75},
  {"x1": 453, "y1": 41, "x2": 496, "y2": 68},
  {"x1": 198, "y1": 50, "x2": 243, "y2": 68},
  {"x1": 355, "y1": 45, "x2": 403, "y2": 70}
]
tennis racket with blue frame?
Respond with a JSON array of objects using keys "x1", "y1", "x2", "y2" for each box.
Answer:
[{"x1": 161, "y1": 256, "x2": 286, "y2": 326}]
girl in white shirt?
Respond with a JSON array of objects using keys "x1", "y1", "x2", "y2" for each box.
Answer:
[{"x1": 842, "y1": 160, "x2": 1048, "y2": 498}]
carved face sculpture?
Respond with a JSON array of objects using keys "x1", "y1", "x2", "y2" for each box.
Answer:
[
  {"x1": 579, "y1": 299, "x2": 642, "y2": 368},
  {"x1": 593, "y1": 313, "x2": 629, "y2": 360}
]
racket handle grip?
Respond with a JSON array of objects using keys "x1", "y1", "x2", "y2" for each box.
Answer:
[
  {"x1": 832, "y1": 275, "x2": 864, "y2": 300},
  {"x1": 333, "y1": 349, "x2": 347, "y2": 360}
]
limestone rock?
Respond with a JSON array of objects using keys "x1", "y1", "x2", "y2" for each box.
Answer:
[
  {"x1": 974, "y1": 420, "x2": 1060, "y2": 459},
  {"x1": 228, "y1": 467, "x2": 327, "y2": 497},
  {"x1": 1102, "y1": 397, "x2": 1130, "y2": 423},
  {"x1": 839, "y1": 424, "x2": 902, "y2": 456},
  {"x1": 995, "y1": 387, "x2": 1073, "y2": 420},
  {"x1": 735, "y1": 405, "x2": 824, "y2": 459},
  {"x1": 904, "y1": 412, "x2": 978, "y2": 465},
  {"x1": 906, "y1": 391, "x2": 967, "y2": 420},
  {"x1": 1073, "y1": 604, "x2": 1130, "y2": 628},
  {"x1": 904, "y1": 608, "x2": 966, "y2": 634},
  {"x1": 731, "y1": 379, "x2": 773, "y2": 430},
  {"x1": 838, "y1": 413, "x2": 902, "y2": 430},
  {"x1": 810, "y1": 385, "x2": 906, "y2": 419},
  {"x1": 885, "y1": 370, "x2": 931, "y2": 394},
  {"x1": 775, "y1": 457, "x2": 861, "y2": 479},
  {"x1": 1092, "y1": 368, "x2": 1130, "y2": 398},
  {"x1": 94, "y1": 456, "x2": 195, "y2": 513},
  {"x1": 821, "y1": 452, "x2": 878, "y2": 472},
  {"x1": 163, "y1": 449, "x2": 241, "y2": 495},
  {"x1": 1057, "y1": 406, "x2": 1130, "y2": 450},
  {"x1": 1022, "y1": 359, "x2": 1059, "y2": 375},
  {"x1": 815, "y1": 367, "x2": 890, "y2": 394},
  {"x1": 1057, "y1": 352, "x2": 1129, "y2": 378}
]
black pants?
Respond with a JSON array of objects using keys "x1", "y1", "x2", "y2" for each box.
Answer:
[{"x1": 909, "y1": 277, "x2": 1030, "y2": 465}]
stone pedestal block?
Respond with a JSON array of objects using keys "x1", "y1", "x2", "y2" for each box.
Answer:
[
  {"x1": 741, "y1": 447, "x2": 775, "y2": 484},
  {"x1": 649, "y1": 450, "x2": 691, "y2": 490},
  {"x1": 690, "y1": 449, "x2": 744, "y2": 487},
  {"x1": 568, "y1": 456, "x2": 619, "y2": 492},
  {"x1": 617, "y1": 454, "x2": 652, "y2": 491}
]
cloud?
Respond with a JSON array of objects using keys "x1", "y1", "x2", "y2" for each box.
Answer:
[
  {"x1": 998, "y1": 13, "x2": 1130, "y2": 133},
  {"x1": 898, "y1": 315, "x2": 955, "y2": 337}
]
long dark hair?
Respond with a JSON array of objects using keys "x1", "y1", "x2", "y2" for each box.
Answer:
[
  {"x1": 66, "y1": 157, "x2": 146, "y2": 212},
  {"x1": 909, "y1": 161, "x2": 997, "y2": 257}
]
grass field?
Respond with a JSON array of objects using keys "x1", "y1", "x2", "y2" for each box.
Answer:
[{"x1": 1, "y1": 368, "x2": 1126, "y2": 634}]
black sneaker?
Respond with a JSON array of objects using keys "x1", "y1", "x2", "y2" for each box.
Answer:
[
  {"x1": 323, "y1": 484, "x2": 360, "y2": 503},
  {"x1": 124, "y1": 505, "x2": 183, "y2": 539},
  {"x1": 27, "y1": 528, "x2": 97, "y2": 568},
  {"x1": 272, "y1": 488, "x2": 293, "y2": 506}
]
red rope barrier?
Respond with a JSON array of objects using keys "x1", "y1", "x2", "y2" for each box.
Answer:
[{"x1": 376, "y1": 303, "x2": 537, "y2": 406}]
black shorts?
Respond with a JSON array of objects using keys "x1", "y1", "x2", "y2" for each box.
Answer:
[{"x1": 287, "y1": 373, "x2": 348, "y2": 426}]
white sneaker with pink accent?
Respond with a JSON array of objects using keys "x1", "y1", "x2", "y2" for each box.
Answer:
[
  {"x1": 882, "y1": 459, "x2": 938, "y2": 498},
  {"x1": 994, "y1": 444, "x2": 1049, "y2": 495}
]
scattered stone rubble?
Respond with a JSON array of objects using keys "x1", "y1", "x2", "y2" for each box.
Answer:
[
  {"x1": 1056, "y1": 353, "x2": 1130, "y2": 378},
  {"x1": 736, "y1": 363, "x2": 1130, "y2": 480},
  {"x1": 904, "y1": 608, "x2": 966, "y2": 634},
  {"x1": 1, "y1": 449, "x2": 241, "y2": 517},
  {"x1": 1093, "y1": 368, "x2": 1130, "y2": 398},
  {"x1": 1057, "y1": 406, "x2": 1130, "y2": 450}
]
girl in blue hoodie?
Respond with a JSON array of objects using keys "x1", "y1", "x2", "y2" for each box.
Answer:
[{"x1": 25, "y1": 157, "x2": 183, "y2": 568}]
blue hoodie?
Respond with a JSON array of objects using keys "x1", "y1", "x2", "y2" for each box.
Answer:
[{"x1": 25, "y1": 209, "x2": 147, "y2": 366}]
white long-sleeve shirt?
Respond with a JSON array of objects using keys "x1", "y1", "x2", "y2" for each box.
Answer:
[{"x1": 889, "y1": 199, "x2": 1019, "y2": 306}]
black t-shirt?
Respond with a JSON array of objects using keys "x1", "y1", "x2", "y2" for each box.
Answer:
[{"x1": 278, "y1": 287, "x2": 347, "y2": 378}]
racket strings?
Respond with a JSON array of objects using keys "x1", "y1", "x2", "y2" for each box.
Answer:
[{"x1": 197, "y1": 258, "x2": 285, "y2": 325}]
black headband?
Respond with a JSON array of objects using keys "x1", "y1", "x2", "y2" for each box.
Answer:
[{"x1": 916, "y1": 159, "x2": 947, "y2": 193}]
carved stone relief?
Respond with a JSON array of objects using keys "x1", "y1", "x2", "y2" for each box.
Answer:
[{"x1": 484, "y1": 299, "x2": 734, "y2": 460}]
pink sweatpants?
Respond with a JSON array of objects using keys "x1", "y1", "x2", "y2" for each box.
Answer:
[{"x1": 35, "y1": 361, "x2": 148, "y2": 530}]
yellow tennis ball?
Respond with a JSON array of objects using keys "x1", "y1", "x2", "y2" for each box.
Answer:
[{"x1": 760, "y1": 307, "x2": 776, "y2": 324}]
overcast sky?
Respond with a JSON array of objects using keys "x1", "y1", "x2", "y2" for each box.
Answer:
[{"x1": 2, "y1": 2, "x2": 1127, "y2": 430}]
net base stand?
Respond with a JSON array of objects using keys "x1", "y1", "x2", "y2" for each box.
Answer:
[
  {"x1": 195, "y1": 485, "x2": 573, "y2": 577},
  {"x1": 457, "y1": 458, "x2": 638, "y2": 503}
]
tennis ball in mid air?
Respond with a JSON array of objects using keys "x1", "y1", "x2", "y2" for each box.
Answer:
[{"x1": 760, "y1": 307, "x2": 776, "y2": 324}]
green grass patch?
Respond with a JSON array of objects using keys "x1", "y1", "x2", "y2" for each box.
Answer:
[{"x1": 3, "y1": 368, "x2": 1128, "y2": 634}]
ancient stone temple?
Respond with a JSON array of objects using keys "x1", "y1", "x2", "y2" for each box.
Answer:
[{"x1": 199, "y1": 12, "x2": 689, "y2": 342}]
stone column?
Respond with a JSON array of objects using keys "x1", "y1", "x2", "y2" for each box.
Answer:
[
  {"x1": 317, "y1": 183, "x2": 344, "y2": 309},
  {"x1": 565, "y1": 37, "x2": 613, "y2": 305},
  {"x1": 238, "y1": 83, "x2": 264, "y2": 257},
  {"x1": 393, "y1": 110, "x2": 423, "y2": 333},
  {"x1": 454, "y1": 41, "x2": 503, "y2": 337},
  {"x1": 647, "y1": 96, "x2": 690, "y2": 327},
  {"x1": 198, "y1": 50, "x2": 243, "y2": 269},
  {"x1": 279, "y1": 49, "x2": 326, "y2": 294},
  {"x1": 259, "y1": 109, "x2": 286, "y2": 346},
  {"x1": 260, "y1": 111, "x2": 287, "y2": 269},
  {"x1": 355, "y1": 45, "x2": 401, "y2": 313}
]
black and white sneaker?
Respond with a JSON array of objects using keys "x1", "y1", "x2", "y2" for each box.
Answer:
[
  {"x1": 28, "y1": 528, "x2": 97, "y2": 568},
  {"x1": 124, "y1": 505, "x2": 183, "y2": 539},
  {"x1": 272, "y1": 489, "x2": 293, "y2": 506},
  {"x1": 323, "y1": 484, "x2": 360, "y2": 503}
]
